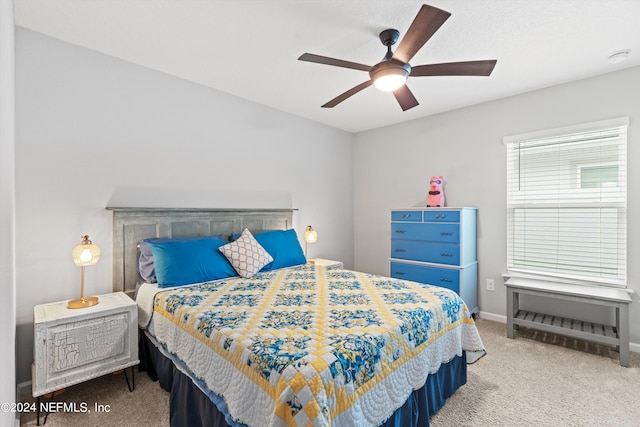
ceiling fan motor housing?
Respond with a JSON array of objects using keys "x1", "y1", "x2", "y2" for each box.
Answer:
[{"x1": 379, "y1": 28, "x2": 400, "y2": 46}]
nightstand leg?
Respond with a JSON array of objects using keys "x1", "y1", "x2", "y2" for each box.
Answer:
[
  {"x1": 37, "y1": 392, "x2": 56, "y2": 426},
  {"x1": 123, "y1": 366, "x2": 135, "y2": 392}
]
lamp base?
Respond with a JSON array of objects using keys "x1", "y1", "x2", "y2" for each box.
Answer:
[{"x1": 67, "y1": 296, "x2": 99, "y2": 309}]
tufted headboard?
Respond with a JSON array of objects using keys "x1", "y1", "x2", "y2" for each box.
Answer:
[{"x1": 107, "y1": 208, "x2": 295, "y2": 296}]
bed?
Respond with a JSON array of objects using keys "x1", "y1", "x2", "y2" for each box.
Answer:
[{"x1": 109, "y1": 208, "x2": 485, "y2": 427}]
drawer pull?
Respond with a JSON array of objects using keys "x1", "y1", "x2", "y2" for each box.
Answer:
[
  {"x1": 440, "y1": 232, "x2": 452, "y2": 236},
  {"x1": 395, "y1": 249, "x2": 406, "y2": 253},
  {"x1": 440, "y1": 253, "x2": 453, "y2": 257},
  {"x1": 394, "y1": 230, "x2": 406, "y2": 234},
  {"x1": 394, "y1": 272, "x2": 405, "y2": 276},
  {"x1": 440, "y1": 278, "x2": 453, "y2": 283}
]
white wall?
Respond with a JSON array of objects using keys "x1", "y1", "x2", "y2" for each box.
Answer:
[
  {"x1": 0, "y1": 1, "x2": 16, "y2": 425},
  {"x1": 354, "y1": 66, "x2": 640, "y2": 341},
  {"x1": 14, "y1": 28, "x2": 354, "y2": 384}
]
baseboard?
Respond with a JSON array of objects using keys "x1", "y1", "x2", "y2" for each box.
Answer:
[
  {"x1": 477, "y1": 311, "x2": 506, "y2": 323},
  {"x1": 15, "y1": 381, "x2": 31, "y2": 427},
  {"x1": 16, "y1": 380, "x2": 31, "y2": 400},
  {"x1": 478, "y1": 310, "x2": 640, "y2": 354}
]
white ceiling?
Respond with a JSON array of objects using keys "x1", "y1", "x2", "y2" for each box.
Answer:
[{"x1": 13, "y1": 0, "x2": 640, "y2": 133}]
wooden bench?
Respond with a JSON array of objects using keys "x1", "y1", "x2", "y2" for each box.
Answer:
[{"x1": 505, "y1": 277, "x2": 633, "y2": 367}]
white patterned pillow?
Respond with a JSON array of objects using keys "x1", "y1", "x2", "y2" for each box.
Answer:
[{"x1": 219, "y1": 229, "x2": 274, "y2": 278}]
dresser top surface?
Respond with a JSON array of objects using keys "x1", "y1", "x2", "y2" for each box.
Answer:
[{"x1": 390, "y1": 207, "x2": 476, "y2": 210}]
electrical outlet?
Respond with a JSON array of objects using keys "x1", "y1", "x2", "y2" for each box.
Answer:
[{"x1": 486, "y1": 279, "x2": 495, "y2": 291}]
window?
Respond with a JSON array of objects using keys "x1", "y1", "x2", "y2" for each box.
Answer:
[{"x1": 505, "y1": 118, "x2": 628, "y2": 287}]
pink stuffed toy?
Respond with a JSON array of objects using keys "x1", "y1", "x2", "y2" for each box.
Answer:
[{"x1": 427, "y1": 176, "x2": 445, "y2": 207}]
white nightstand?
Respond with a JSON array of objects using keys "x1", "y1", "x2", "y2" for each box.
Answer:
[
  {"x1": 32, "y1": 292, "x2": 139, "y2": 407},
  {"x1": 309, "y1": 258, "x2": 344, "y2": 270}
]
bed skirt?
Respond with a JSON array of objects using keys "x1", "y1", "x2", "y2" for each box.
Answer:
[{"x1": 139, "y1": 331, "x2": 467, "y2": 427}]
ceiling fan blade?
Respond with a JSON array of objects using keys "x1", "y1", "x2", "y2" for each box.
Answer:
[
  {"x1": 392, "y1": 4, "x2": 451, "y2": 64},
  {"x1": 298, "y1": 53, "x2": 372, "y2": 72},
  {"x1": 322, "y1": 80, "x2": 374, "y2": 108},
  {"x1": 393, "y1": 85, "x2": 419, "y2": 111},
  {"x1": 411, "y1": 60, "x2": 497, "y2": 77}
]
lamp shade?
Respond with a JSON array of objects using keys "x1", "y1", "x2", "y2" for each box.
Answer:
[
  {"x1": 72, "y1": 235, "x2": 100, "y2": 266},
  {"x1": 304, "y1": 226, "x2": 318, "y2": 244}
]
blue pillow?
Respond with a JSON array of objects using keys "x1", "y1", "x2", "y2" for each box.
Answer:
[
  {"x1": 137, "y1": 235, "x2": 224, "y2": 283},
  {"x1": 146, "y1": 236, "x2": 237, "y2": 287},
  {"x1": 254, "y1": 229, "x2": 306, "y2": 271}
]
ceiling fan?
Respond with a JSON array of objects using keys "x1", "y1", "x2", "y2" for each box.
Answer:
[{"x1": 298, "y1": 3, "x2": 497, "y2": 111}]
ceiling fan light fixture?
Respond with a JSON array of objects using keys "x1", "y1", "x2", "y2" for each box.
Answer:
[
  {"x1": 374, "y1": 73, "x2": 406, "y2": 91},
  {"x1": 370, "y1": 60, "x2": 411, "y2": 92}
]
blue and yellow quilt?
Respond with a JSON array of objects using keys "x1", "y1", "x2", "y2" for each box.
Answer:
[{"x1": 142, "y1": 264, "x2": 485, "y2": 426}]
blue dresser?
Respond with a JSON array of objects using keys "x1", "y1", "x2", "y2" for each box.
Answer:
[{"x1": 390, "y1": 207, "x2": 478, "y2": 313}]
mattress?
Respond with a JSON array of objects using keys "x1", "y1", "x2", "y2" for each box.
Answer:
[{"x1": 137, "y1": 264, "x2": 485, "y2": 426}]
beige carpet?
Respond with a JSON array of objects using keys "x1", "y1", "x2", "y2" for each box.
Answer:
[
  {"x1": 431, "y1": 319, "x2": 640, "y2": 426},
  {"x1": 20, "y1": 319, "x2": 640, "y2": 426}
]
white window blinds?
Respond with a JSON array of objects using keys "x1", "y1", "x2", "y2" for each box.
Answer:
[{"x1": 505, "y1": 118, "x2": 628, "y2": 287}]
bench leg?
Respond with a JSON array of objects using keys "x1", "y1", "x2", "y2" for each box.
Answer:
[
  {"x1": 507, "y1": 287, "x2": 517, "y2": 339},
  {"x1": 618, "y1": 304, "x2": 630, "y2": 367}
]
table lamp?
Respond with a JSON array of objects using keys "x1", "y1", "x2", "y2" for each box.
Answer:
[
  {"x1": 69, "y1": 235, "x2": 100, "y2": 309},
  {"x1": 304, "y1": 225, "x2": 318, "y2": 260}
]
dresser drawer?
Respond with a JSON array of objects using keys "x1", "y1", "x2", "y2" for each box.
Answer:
[
  {"x1": 391, "y1": 240, "x2": 460, "y2": 265},
  {"x1": 390, "y1": 261, "x2": 460, "y2": 293},
  {"x1": 391, "y1": 210, "x2": 423, "y2": 222},
  {"x1": 423, "y1": 210, "x2": 460, "y2": 222},
  {"x1": 391, "y1": 223, "x2": 460, "y2": 244}
]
